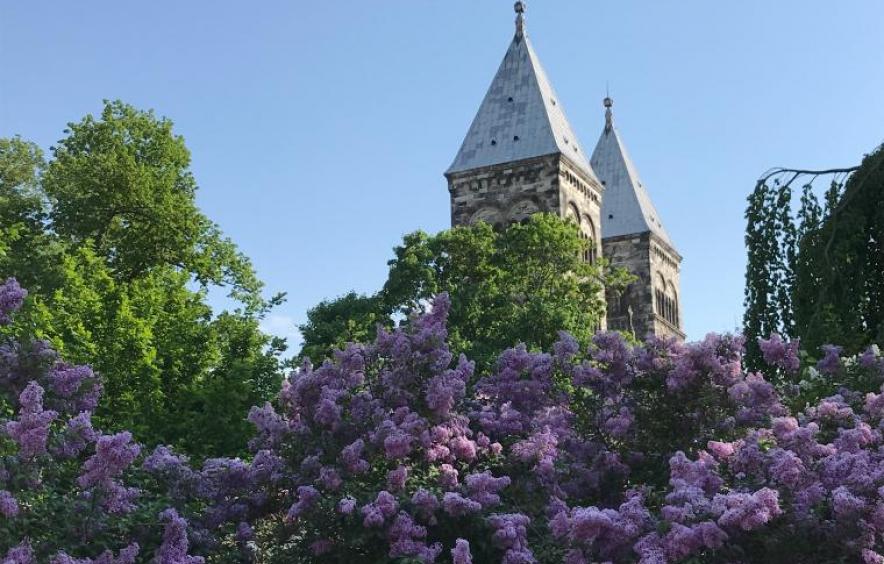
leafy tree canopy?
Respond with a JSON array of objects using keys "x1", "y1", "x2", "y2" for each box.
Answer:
[
  {"x1": 299, "y1": 213, "x2": 633, "y2": 368},
  {"x1": 42, "y1": 100, "x2": 264, "y2": 311},
  {"x1": 0, "y1": 101, "x2": 285, "y2": 458},
  {"x1": 743, "y1": 143, "x2": 883, "y2": 371}
]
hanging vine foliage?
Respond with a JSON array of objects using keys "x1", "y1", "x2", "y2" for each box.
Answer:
[{"x1": 743, "y1": 144, "x2": 883, "y2": 371}]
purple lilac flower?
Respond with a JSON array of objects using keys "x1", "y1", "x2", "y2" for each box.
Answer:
[
  {"x1": 387, "y1": 465, "x2": 408, "y2": 492},
  {"x1": 451, "y1": 539, "x2": 472, "y2": 564},
  {"x1": 442, "y1": 492, "x2": 481, "y2": 517},
  {"x1": 338, "y1": 496, "x2": 357, "y2": 515},
  {"x1": 144, "y1": 446, "x2": 190, "y2": 474},
  {"x1": 47, "y1": 363, "x2": 100, "y2": 412},
  {"x1": 817, "y1": 345, "x2": 843, "y2": 375},
  {"x1": 512, "y1": 428, "x2": 557, "y2": 464},
  {"x1": 425, "y1": 357, "x2": 472, "y2": 418},
  {"x1": 0, "y1": 278, "x2": 27, "y2": 325},
  {"x1": 831, "y1": 486, "x2": 867, "y2": 518},
  {"x1": 859, "y1": 346, "x2": 883, "y2": 371},
  {"x1": 235, "y1": 522, "x2": 254, "y2": 543},
  {"x1": 767, "y1": 448, "x2": 804, "y2": 487},
  {"x1": 465, "y1": 470, "x2": 510, "y2": 507},
  {"x1": 550, "y1": 493, "x2": 650, "y2": 561},
  {"x1": 553, "y1": 332, "x2": 580, "y2": 364},
  {"x1": 341, "y1": 439, "x2": 369, "y2": 474},
  {"x1": 661, "y1": 522, "x2": 727, "y2": 561},
  {"x1": 51, "y1": 544, "x2": 139, "y2": 564},
  {"x1": 449, "y1": 435, "x2": 477, "y2": 462},
  {"x1": 54, "y1": 412, "x2": 97, "y2": 459},
  {"x1": 714, "y1": 488, "x2": 781, "y2": 531},
  {"x1": 488, "y1": 513, "x2": 535, "y2": 564},
  {"x1": 728, "y1": 373, "x2": 786, "y2": 424},
  {"x1": 411, "y1": 488, "x2": 439, "y2": 522},
  {"x1": 361, "y1": 490, "x2": 398, "y2": 527},
  {"x1": 758, "y1": 333, "x2": 801, "y2": 373},
  {"x1": 706, "y1": 441, "x2": 735, "y2": 460},
  {"x1": 388, "y1": 512, "x2": 442, "y2": 562},
  {"x1": 604, "y1": 407, "x2": 634, "y2": 438},
  {"x1": 0, "y1": 490, "x2": 19, "y2": 517},
  {"x1": 247, "y1": 402, "x2": 288, "y2": 448},
  {"x1": 384, "y1": 430, "x2": 414, "y2": 460},
  {"x1": 102, "y1": 481, "x2": 140, "y2": 514},
  {"x1": 6, "y1": 381, "x2": 58, "y2": 459},
  {"x1": 155, "y1": 508, "x2": 204, "y2": 564},
  {"x1": 286, "y1": 485, "x2": 321, "y2": 521},
  {"x1": 2, "y1": 541, "x2": 33, "y2": 564},
  {"x1": 439, "y1": 463, "x2": 459, "y2": 489},
  {"x1": 319, "y1": 466, "x2": 343, "y2": 491},
  {"x1": 79, "y1": 432, "x2": 141, "y2": 487}
]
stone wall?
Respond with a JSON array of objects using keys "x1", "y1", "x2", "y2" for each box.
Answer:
[
  {"x1": 604, "y1": 233, "x2": 653, "y2": 336},
  {"x1": 603, "y1": 232, "x2": 684, "y2": 340},
  {"x1": 649, "y1": 235, "x2": 684, "y2": 339},
  {"x1": 446, "y1": 154, "x2": 603, "y2": 229}
]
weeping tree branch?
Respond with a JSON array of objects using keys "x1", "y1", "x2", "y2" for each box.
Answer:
[
  {"x1": 756, "y1": 166, "x2": 860, "y2": 189},
  {"x1": 755, "y1": 164, "x2": 864, "y2": 273},
  {"x1": 744, "y1": 164, "x2": 861, "y2": 361}
]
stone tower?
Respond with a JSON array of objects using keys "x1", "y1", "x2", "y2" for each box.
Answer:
[
  {"x1": 445, "y1": 3, "x2": 684, "y2": 339},
  {"x1": 445, "y1": 2, "x2": 604, "y2": 264},
  {"x1": 590, "y1": 98, "x2": 684, "y2": 339}
]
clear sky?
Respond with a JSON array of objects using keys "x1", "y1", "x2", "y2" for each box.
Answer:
[{"x1": 2, "y1": 1, "x2": 883, "y2": 348}]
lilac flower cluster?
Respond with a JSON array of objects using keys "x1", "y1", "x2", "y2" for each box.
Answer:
[
  {"x1": 758, "y1": 333, "x2": 801, "y2": 374},
  {"x1": 0, "y1": 279, "x2": 26, "y2": 325},
  {"x1": 4, "y1": 276, "x2": 884, "y2": 563},
  {"x1": 0, "y1": 280, "x2": 206, "y2": 563}
]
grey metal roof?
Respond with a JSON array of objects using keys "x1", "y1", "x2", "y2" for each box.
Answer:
[
  {"x1": 446, "y1": 31, "x2": 598, "y2": 182},
  {"x1": 590, "y1": 106, "x2": 673, "y2": 246}
]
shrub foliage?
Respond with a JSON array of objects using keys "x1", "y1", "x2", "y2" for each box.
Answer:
[{"x1": 2, "y1": 278, "x2": 884, "y2": 563}]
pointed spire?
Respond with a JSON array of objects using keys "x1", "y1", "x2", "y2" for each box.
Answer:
[
  {"x1": 447, "y1": 4, "x2": 598, "y2": 182},
  {"x1": 590, "y1": 101, "x2": 674, "y2": 246},
  {"x1": 514, "y1": 2, "x2": 526, "y2": 39}
]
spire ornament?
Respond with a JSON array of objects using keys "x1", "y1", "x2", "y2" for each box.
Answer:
[
  {"x1": 603, "y1": 95, "x2": 614, "y2": 133},
  {"x1": 514, "y1": 1, "x2": 526, "y2": 39}
]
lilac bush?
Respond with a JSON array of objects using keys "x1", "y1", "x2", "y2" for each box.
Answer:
[
  {"x1": 3, "y1": 276, "x2": 884, "y2": 563},
  {"x1": 0, "y1": 278, "x2": 204, "y2": 563}
]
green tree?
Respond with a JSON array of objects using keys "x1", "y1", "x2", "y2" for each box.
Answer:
[
  {"x1": 0, "y1": 137, "x2": 62, "y2": 292},
  {"x1": 0, "y1": 101, "x2": 285, "y2": 458},
  {"x1": 793, "y1": 148, "x2": 884, "y2": 353},
  {"x1": 744, "y1": 146, "x2": 882, "y2": 369},
  {"x1": 298, "y1": 292, "x2": 382, "y2": 364},
  {"x1": 42, "y1": 100, "x2": 263, "y2": 311},
  {"x1": 299, "y1": 214, "x2": 633, "y2": 368}
]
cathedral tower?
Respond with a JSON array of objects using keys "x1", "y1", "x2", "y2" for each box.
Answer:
[
  {"x1": 590, "y1": 98, "x2": 684, "y2": 339},
  {"x1": 445, "y1": 2, "x2": 604, "y2": 264},
  {"x1": 445, "y1": 4, "x2": 684, "y2": 339}
]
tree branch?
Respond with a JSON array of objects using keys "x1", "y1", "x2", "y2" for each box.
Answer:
[{"x1": 756, "y1": 166, "x2": 860, "y2": 188}]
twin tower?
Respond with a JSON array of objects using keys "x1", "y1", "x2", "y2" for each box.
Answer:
[{"x1": 444, "y1": 3, "x2": 684, "y2": 339}]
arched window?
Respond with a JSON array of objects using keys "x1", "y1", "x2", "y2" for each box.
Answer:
[
  {"x1": 510, "y1": 199, "x2": 539, "y2": 223},
  {"x1": 582, "y1": 215, "x2": 597, "y2": 264},
  {"x1": 666, "y1": 281, "x2": 679, "y2": 326},
  {"x1": 470, "y1": 206, "x2": 501, "y2": 226},
  {"x1": 655, "y1": 274, "x2": 667, "y2": 318},
  {"x1": 565, "y1": 203, "x2": 580, "y2": 224}
]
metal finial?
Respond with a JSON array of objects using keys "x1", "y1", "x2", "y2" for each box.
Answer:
[
  {"x1": 514, "y1": 2, "x2": 526, "y2": 38},
  {"x1": 603, "y1": 96, "x2": 614, "y2": 132}
]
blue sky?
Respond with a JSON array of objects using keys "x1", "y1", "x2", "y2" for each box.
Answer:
[{"x1": 2, "y1": 1, "x2": 883, "y2": 348}]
